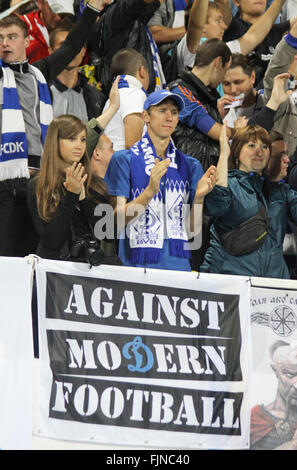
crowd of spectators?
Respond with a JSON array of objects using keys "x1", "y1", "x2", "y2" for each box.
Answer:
[{"x1": 1, "y1": 0, "x2": 297, "y2": 279}]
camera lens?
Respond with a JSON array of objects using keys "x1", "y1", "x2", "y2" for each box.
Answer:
[
  {"x1": 84, "y1": 241, "x2": 104, "y2": 266},
  {"x1": 87, "y1": 249, "x2": 104, "y2": 266}
]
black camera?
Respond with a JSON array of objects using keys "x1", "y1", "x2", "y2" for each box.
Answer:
[{"x1": 70, "y1": 236, "x2": 104, "y2": 267}]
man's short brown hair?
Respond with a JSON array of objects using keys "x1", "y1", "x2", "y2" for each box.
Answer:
[
  {"x1": 49, "y1": 18, "x2": 74, "y2": 49},
  {"x1": 194, "y1": 38, "x2": 231, "y2": 68},
  {"x1": 0, "y1": 14, "x2": 29, "y2": 37},
  {"x1": 206, "y1": 1, "x2": 223, "y2": 22},
  {"x1": 110, "y1": 48, "x2": 148, "y2": 78},
  {"x1": 229, "y1": 53, "x2": 255, "y2": 76}
]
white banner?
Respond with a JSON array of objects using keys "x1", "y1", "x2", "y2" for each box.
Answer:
[
  {"x1": 35, "y1": 260, "x2": 252, "y2": 449},
  {"x1": 250, "y1": 286, "x2": 297, "y2": 450},
  {"x1": 0, "y1": 257, "x2": 35, "y2": 450}
]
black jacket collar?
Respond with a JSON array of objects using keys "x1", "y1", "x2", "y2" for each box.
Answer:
[
  {"x1": 51, "y1": 73, "x2": 84, "y2": 93},
  {"x1": 0, "y1": 59, "x2": 29, "y2": 75}
]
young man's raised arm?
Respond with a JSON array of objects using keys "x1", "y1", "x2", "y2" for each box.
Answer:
[
  {"x1": 186, "y1": 0, "x2": 209, "y2": 54},
  {"x1": 148, "y1": 0, "x2": 186, "y2": 44},
  {"x1": 264, "y1": 20, "x2": 297, "y2": 102},
  {"x1": 215, "y1": 122, "x2": 230, "y2": 188},
  {"x1": 238, "y1": 0, "x2": 287, "y2": 55},
  {"x1": 34, "y1": 0, "x2": 106, "y2": 83}
]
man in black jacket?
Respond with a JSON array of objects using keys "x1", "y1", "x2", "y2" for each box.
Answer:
[
  {"x1": 48, "y1": 19, "x2": 107, "y2": 121},
  {"x1": 170, "y1": 38, "x2": 289, "y2": 171},
  {"x1": 221, "y1": 53, "x2": 266, "y2": 128},
  {"x1": 87, "y1": 0, "x2": 166, "y2": 96},
  {"x1": 169, "y1": 38, "x2": 232, "y2": 172}
]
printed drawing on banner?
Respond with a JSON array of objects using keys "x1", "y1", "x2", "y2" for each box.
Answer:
[
  {"x1": 251, "y1": 294, "x2": 297, "y2": 337},
  {"x1": 250, "y1": 289, "x2": 297, "y2": 451}
]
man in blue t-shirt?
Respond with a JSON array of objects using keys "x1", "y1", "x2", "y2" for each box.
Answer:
[{"x1": 104, "y1": 89, "x2": 217, "y2": 271}]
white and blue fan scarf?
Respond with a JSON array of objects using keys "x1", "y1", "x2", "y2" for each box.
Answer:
[
  {"x1": 118, "y1": 74, "x2": 148, "y2": 96},
  {"x1": 145, "y1": 26, "x2": 166, "y2": 91},
  {"x1": 128, "y1": 132, "x2": 191, "y2": 264},
  {"x1": 0, "y1": 60, "x2": 52, "y2": 180}
]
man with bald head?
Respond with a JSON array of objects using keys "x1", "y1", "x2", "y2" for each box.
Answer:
[{"x1": 251, "y1": 340, "x2": 297, "y2": 450}]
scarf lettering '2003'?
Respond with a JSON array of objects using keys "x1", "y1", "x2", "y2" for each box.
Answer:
[
  {"x1": 0, "y1": 60, "x2": 53, "y2": 181},
  {"x1": 128, "y1": 132, "x2": 191, "y2": 264}
]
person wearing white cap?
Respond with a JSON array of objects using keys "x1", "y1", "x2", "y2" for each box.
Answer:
[
  {"x1": 20, "y1": 0, "x2": 75, "y2": 62},
  {"x1": 104, "y1": 89, "x2": 217, "y2": 271}
]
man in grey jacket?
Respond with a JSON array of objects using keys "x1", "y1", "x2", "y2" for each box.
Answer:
[{"x1": 264, "y1": 20, "x2": 297, "y2": 158}]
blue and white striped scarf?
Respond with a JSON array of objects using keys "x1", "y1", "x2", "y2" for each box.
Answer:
[
  {"x1": 118, "y1": 74, "x2": 148, "y2": 96},
  {"x1": 128, "y1": 132, "x2": 191, "y2": 265},
  {"x1": 145, "y1": 26, "x2": 166, "y2": 91},
  {"x1": 0, "y1": 60, "x2": 53, "y2": 180}
]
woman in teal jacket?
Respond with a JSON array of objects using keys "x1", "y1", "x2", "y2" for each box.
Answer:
[{"x1": 200, "y1": 124, "x2": 297, "y2": 279}]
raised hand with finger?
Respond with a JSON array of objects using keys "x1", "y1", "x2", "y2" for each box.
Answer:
[
  {"x1": 194, "y1": 165, "x2": 217, "y2": 203},
  {"x1": 147, "y1": 158, "x2": 171, "y2": 197},
  {"x1": 63, "y1": 162, "x2": 88, "y2": 195}
]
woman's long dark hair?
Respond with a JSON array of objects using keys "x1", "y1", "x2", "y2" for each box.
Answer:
[{"x1": 36, "y1": 115, "x2": 109, "y2": 221}]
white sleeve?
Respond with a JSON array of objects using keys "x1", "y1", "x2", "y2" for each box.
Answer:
[
  {"x1": 119, "y1": 88, "x2": 147, "y2": 120},
  {"x1": 176, "y1": 34, "x2": 195, "y2": 74},
  {"x1": 226, "y1": 39, "x2": 241, "y2": 54}
]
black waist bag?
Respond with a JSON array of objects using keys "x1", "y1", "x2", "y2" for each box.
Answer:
[{"x1": 216, "y1": 205, "x2": 269, "y2": 256}]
